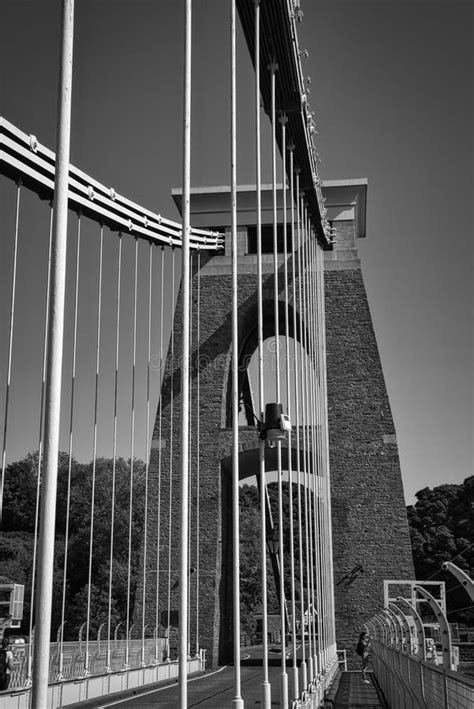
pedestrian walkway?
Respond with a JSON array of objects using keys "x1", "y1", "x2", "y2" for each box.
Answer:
[{"x1": 329, "y1": 671, "x2": 388, "y2": 708}]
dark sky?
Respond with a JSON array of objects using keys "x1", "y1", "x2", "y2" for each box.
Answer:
[{"x1": 0, "y1": 0, "x2": 472, "y2": 504}]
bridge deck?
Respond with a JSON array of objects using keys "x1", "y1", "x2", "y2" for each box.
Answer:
[
  {"x1": 330, "y1": 671, "x2": 388, "y2": 708},
  {"x1": 67, "y1": 668, "x2": 388, "y2": 708}
]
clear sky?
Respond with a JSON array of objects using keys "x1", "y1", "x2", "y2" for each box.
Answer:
[{"x1": 0, "y1": 0, "x2": 472, "y2": 505}]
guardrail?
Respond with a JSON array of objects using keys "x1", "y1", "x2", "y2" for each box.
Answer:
[
  {"x1": 372, "y1": 639, "x2": 474, "y2": 709},
  {"x1": 7, "y1": 639, "x2": 166, "y2": 689},
  {"x1": 1, "y1": 640, "x2": 204, "y2": 709}
]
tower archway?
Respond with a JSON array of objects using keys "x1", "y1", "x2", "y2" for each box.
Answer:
[{"x1": 137, "y1": 183, "x2": 415, "y2": 668}]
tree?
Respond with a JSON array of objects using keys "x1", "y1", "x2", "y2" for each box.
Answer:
[
  {"x1": 1, "y1": 451, "x2": 147, "y2": 640},
  {"x1": 407, "y1": 476, "x2": 474, "y2": 625},
  {"x1": 238, "y1": 480, "x2": 314, "y2": 633}
]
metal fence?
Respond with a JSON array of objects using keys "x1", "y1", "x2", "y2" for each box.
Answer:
[
  {"x1": 372, "y1": 640, "x2": 474, "y2": 709},
  {"x1": 8, "y1": 638, "x2": 167, "y2": 689}
]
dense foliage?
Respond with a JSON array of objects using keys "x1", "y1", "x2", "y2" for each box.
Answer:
[
  {"x1": 4, "y1": 452, "x2": 472, "y2": 642},
  {"x1": 407, "y1": 476, "x2": 474, "y2": 625},
  {"x1": 239, "y1": 481, "x2": 311, "y2": 634},
  {"x1": 1, "y1": 451, "x2": 146, "y2": 640}
]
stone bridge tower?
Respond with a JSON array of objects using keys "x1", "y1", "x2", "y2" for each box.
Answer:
[
  {"x1": 322, "y1": 180, "x2": 414, "y2": 659},
  {"x1": 139, "y1": 180, "x2": 414, "y2": 667}
]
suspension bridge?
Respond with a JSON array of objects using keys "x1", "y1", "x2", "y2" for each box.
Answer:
[{"x1": 1, "y1": 1, "x2": 473, "y2": 708}]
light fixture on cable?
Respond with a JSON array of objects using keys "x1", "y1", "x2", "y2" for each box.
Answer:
[{"x1": 259, "y1": 403, "x2": 292, "y2": 448}]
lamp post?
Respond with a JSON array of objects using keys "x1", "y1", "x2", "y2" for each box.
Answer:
[
  {"x1": 257, "y1": 403, "x2": 291, "y2": 708},
  {"x1": 267, "y1": 531, "x2": 280, "y2": 557},
  {"x1": 260, "y1": 403, "x2": 291, "y2": 448}
]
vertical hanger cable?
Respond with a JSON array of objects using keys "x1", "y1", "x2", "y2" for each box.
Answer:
[
  {"x1": 58, "y1": 212, "x2": 80, "y2": 679},
  {"x1": 125, "y1": 236, "x2": 139, "y2": 668},
  {"x1": 27, "y1": 203, "x2": 53, "y2": 683},
  {"x1": 299, "y1": 198, "x2": 313, "y2": 685},
  {"x1": 0, "y1": 182, "x2": 21, "y2": 522},
  {"x1": 141, "y1": 241, "x2": 153, "y2": 664},
  {"x1": 309, "y1": 230, "x2": 321, "y2": 676},
  {"x1": 154, "y1": 246, "x2": 165, "y2": 662},
  {"x1": 254, "y1": 3, "x2": 271, "y2": 706},
  {"x1": 283, "y1": 135, "x2": 299, "y2": 698},
  {"x1": 309, "y1": 221, "x2": 319, "y2": 679},
  {"x1": 178, "y1": 1, "x2": 193, "y2": 700},
  {"x1": 106, "y1": 233, "x2": 122, "y2": 671},
  {"x1": 304, "y1": 207, "x2": 317, "y2": 683},
  {"x1": 187, "y1": 251, "x2": 193, "y2": 656},
  {"x1": 85, "y1": 224, "x2": 104, "y2": 674},
  {"x1": 287, "y1": 151, "x2": 300, "y2": 700},
  {"x1": 166, "y1": 248, "x2": 176, "y2": 657},
  {"x1": 230, "y1": 1, "x2": 243, "y2": 704},
  {"x1": 294, "y1": 171, "x2": 307, "y2": 692},
  {"x1": 274, "y1": 109, "x2": 288, "y2": 706},
  {"x1": 195, "y1": 248, "x2": 201, "y2": 655}
]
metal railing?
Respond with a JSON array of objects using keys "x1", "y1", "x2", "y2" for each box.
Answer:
[
  {"x1": 1, "y1": 640, "x2": 204, "y2": 709},
  {"x1": 7, "y1": 639, "x2": 167, "y2": 689},
  {"x1": 372, "y1": 639, "x2": 474, "y2": 709}
]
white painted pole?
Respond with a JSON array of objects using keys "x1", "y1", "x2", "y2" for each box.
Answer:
[
  {"x1": 179, "y1": 0, "x2": 192, "y2": 706},
  {"x1": 31, "y1": 1, "x2": 74, "y2": 707},
  {"x1": 285, "y1": 139, "x2": 299, "y2": 704},
  {"x1": 230, "y1": 0, "x2": 244, "y2": 706},
  {"x1": 254, "y1": 3, "x2": 270, "y2": 707},
  {"x1": 269, "y1": 79, "x2": 288, "y2": 705}
]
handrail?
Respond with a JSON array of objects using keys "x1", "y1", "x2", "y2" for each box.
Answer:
[
  {"x1": 442, "y1": 562, "x2": 474, "y2": 602},
  {"x1": 395, "y1": 596, "x2": 426, "y2": 660},
  {"x1": 370, "y1": 639, "x2": 474, "y2": 709},
  {"x1": 415, "y1": 586, "x2": 452, "y2": 671}
]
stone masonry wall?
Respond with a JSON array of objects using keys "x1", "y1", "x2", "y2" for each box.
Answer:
[
  {"x1": 135, "y1": 220, "x2": 415, "y2": 670},
  {"x1": 135, "y1": 251, "x2": 298, "y2": 667},
  {"x1": 324, "y1": 225, "x2": 415, "y2": 666}
]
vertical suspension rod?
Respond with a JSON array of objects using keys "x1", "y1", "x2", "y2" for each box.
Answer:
[
  {"x1": 300, "y1": 197, "x2": 313, "y2": 686},
  {"x1": 179, "y1": 0, "x2": 192, "y2": 704},
  {"x1": 195, "y1": 249, "x2": 201, "y2": 654},
  {"x1": 0, "y1": 183, "x2": 21, "y2": 522},
  {"x1": 304, "y1": 211, "x2": 318, "y2": 680},
  {"x1": 319, "y1": 245, "x2": 337, "y2": 656},
  {"x1": 313, "y1": 237, "x2": 324, "y2": 672},
  {"x1": 58, "y1": 213, "x2": 78, "y2": 680},
  {"x1": 303, "y1": 214, "x2": 315, "y2": 680},
  {"x1": 270, "y1": 60, "x2": 280, "y2": 402},
  {"x1": 166, "y1": 248, "x2": 176, "y2": 657},
  {"x1": 141, "y1": 242, "x2": 153, "y2": 665},
  {"x1": 230, "y1": 1, "x2": 244, "y2": 706},
  {"x1": 317, "y1": 241, "x2": 329, "y2": 671},
  {"x1": 31, "y1": 1, "x2": 75, "y2": 706},
  {"x1": 287, "y1": 148, "x2": 299, "y2": 702},
  {"x1": 273, "y1": 105, "x2": 288, "y2": 709},
  {"x1": 294, "y1": 171, "x2": 307, "y2": 693},
  {"x1": 284, "y1": 139, "x2": 298, "y2": 701},
  {"x1": 107, "y1": 233, "x2": 122, "y2": 672},
  {"x1": 309, "y1": 229, "x2": 321, "y2": 677},
  {"x1": 125, "y1": 236, "x2": 138, "y2": 670},
  {"x1": 155, "y1": 246, "x2": 165, "y2": 663},
  {"x1": 187, "y1": 253, "x2": 194, "y2": 657},
  {"x1": 86, "y1": 225, "x2": 104, "y2": 674},
  {"x1": 255, "y1": 3, "x2": 271, "y2": 707},
  {"x1": 27, "y1": 206, "x2": 53, "y2": 684}
]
